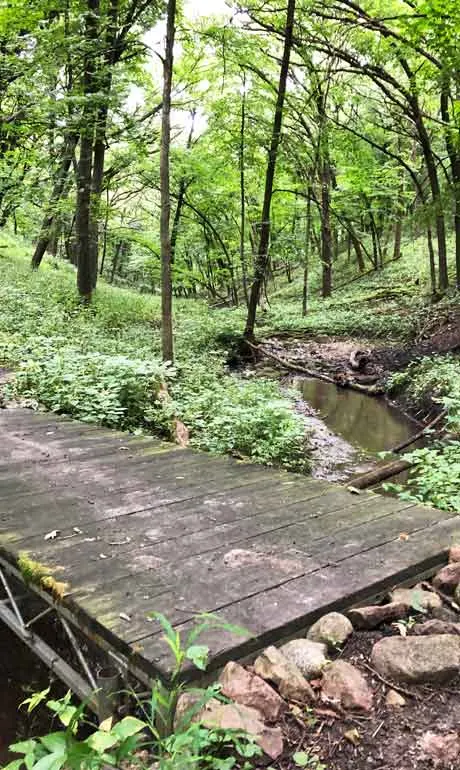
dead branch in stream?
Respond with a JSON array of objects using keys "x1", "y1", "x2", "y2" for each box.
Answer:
[
  {"x1": 348, "y1": 458, "x2": 412, "y2": 490},
  {"x1": 388, "y1": 410, "x2": 447, "y2": 454},
  {"x1": 247, "y1": 341, "x2": 384, "y2": 395}
]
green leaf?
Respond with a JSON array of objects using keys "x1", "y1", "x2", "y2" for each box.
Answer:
[
  {"x1": 32, "y1": 754, "x2": 66, "y2": 770},
  {"x1": 9, "y1": 741, "x2": 37, "y2": 756},
  {"x1": 185, "y1": 644, "x2": 209, "y2": 671},
  {"x1": 39, "y1": 734, "x2": 66, "y2": 754},
  {"x1": 2, "y1": 760, "x2": 24, "y2": 770},
  {"x1": 293, "y1": 752, "x2": 312, "y2": 767},
  {"x1": 86, "y1": 731, "x2": 119, "y2": 753},
  {"x1": 111, "y1": 716, "x2": 146, "y2": 741},
  {"x1": 20, "y1": 688, "x2": 50, "y2": 714}
]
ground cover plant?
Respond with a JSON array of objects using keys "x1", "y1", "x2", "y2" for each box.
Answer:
[{"x1": 0, "y1": 247, "x2": 309, "y2": 472}]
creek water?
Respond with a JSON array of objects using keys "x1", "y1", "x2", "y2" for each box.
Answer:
[{"x1": 291, "y1": 377, "x2": 419, "y2": 479}]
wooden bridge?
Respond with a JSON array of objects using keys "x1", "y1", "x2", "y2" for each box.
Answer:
[{"x1": 1, "y1": 408, "x2": 459, "y2": 702}]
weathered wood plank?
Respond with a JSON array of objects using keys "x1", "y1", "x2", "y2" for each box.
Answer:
[{"x1": 139, "y1": 513, "x2": 460, "y2": 679}]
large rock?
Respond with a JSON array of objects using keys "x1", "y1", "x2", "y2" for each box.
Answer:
[
  {"x1": 433, "y1": 562, "x2": 460, "y2": 592},
  {"x1": 307, "y1": 612, "x2": 353, "y2": 649},
  {"x1": 254, "y1": 646, "x2": 315, "y2": 704},
  {"x1": 371, "y1": 634, "x2": 460, "y2": 684},
  {"x1": 175, "y1": 693, "x2": 283, "y2": 760},
  {"x1": 390, "y1": 584, "x2": 442, "y2": 612},
  {"x1": 321, "y1": 660, "x2": 373, "y2": 713},
  {"x1": 413, "y1": 619, "x2": 460, "y2": 636},
  {"x1": 348, "y1": 602, "x2": 408, "y2": 630},
  {"x1": 218, "y1": 661, "x2": 285, "y2": 722},
  {"x1": 279, "y1": 639, "x2": 328, "y2": 680},
  {"x1": 419, "y1": 731, "x2": 460, "y2": 768},
  {"x1": 201, "y1": 702, "x2": 284, "y2": 760}
]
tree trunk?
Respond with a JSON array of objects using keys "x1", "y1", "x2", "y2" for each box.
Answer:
[
  {"x1": 321, "y1": 158, "x2": 332, "y2": 297},
  {"x1": 76, "y1": 0, "x2": 99, "y2": 300},
  {"x1": 160, "y1": 0, "x2": 176, "y2": 363},
  {"x1": 31, "y1": 132, "x2": 78, "y2": 269},
  {"x1": 244, "y1": 0, "x2": 296, "y2": 341},
  {"x1": 302, "y1": 187, "x2": 312, "y2": 316},
  {"x1": 170, "y1": 110, "x2": 195, "y2": 264},
  {"x1": 240, "y1": 71, "x2": 249, "y2": 306},
  {"x1": 440, "y1": 84, "x2": 460, "y2": 289}
]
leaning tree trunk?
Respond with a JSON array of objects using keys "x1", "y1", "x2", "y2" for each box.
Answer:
[
  {"x1": 440, "y1": 84, "x2": 460, "y2": 289},
  {"x1": 160, "y1": 0, "x2": 176, "y2": 363},
  {"x1": 32, "y1": 131, "x2": 78, "y2": 269},
  {"x1": 244, "y1": 0, "x2": 296, "y2": 341}
]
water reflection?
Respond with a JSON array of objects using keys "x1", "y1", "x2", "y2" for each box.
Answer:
[{"x1": 293, "y1": 377, "x2": 418, "y2": 455}]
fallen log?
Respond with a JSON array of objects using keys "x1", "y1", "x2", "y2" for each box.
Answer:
[
  {"x1": 348, "y1": 458, "x2": 412, "y2": 490},
  {"x1": 248, "y1": 342, "x2": 383, "y2": 396},
  {"x1": 388, "y1": 410, "x2": 447, "y2": 455}
]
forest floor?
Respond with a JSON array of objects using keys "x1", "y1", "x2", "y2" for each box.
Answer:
[{"x1": 277, "y1": 625, "x2": 460, "y2": 770}]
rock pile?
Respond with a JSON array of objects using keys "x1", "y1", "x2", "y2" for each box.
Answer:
[{"x1": 174, "y1": 546, "x2": 460, "y2": 764}]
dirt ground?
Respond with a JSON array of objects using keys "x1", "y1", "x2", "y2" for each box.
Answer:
[{"x1": 270, "y1": 626, "x2": 460, "y2": 770}]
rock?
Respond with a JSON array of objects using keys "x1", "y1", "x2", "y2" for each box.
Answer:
[
  {"x1": 390, "y1": 584, "x2": 443, "y2": 612},
  {"x1": 433, "y1": 562, "x2": 460, "y2": 592},
  {"x1": 348, "y1": 602, "x2": 408, "y2": 630},
  {"x1": 279, "y1": 639, "x2": 328, "y2": 680},
  {"x1": 175, "y1": 693, "x2": 283, "y2": 759},
  {"x1": 419, "y1": 731, "x2": 460, "y2": 767},
  {"x1": 432, "y1": 605, "x2": 460, "y2": 623},
  {"x1": 201, "y1": 702, "x2": 284, "y2": 760},
  {"x1": 371, "y1": 634, "x2": 460, "y2": 684},
  {"x1": 413, "y1": 619, "x2": 460, "y2": 636},
  {"x1": 321, "y1": 660, "x2": 374, "y2": 713},
  {"x1": 455, "y1": 583, "x2": 460, "y2": 605},
  {"x1": 449, "y1": 545, "x2": 460, "y2": 563},
  {"x1": 385, "y1": 689, "x2": 406, "y2": 708},
  {"x1": 307, "y1": 612, "x2": 353, "y2": 649},
  {"x1": 174, "y1": 692, "x2": 219, "y2": 730},
  {"x1": 219, "y1": 661, "x2": 285, "y2": 722},
  {"x1": 254, "y1": 646, "x2": 315, "y2": 704}
]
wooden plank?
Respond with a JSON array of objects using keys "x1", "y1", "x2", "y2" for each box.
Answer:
[
  {"x1": 0, "y1": 465, "x2": 278, "y2": 545},
  {"x1": 138, "y1": 513, "x2": 460, "y2": 680},
  {"x1": 0, "y1": 443, "x2": 251, "y2": 500},
  {"x1": 14, "y1": 475, "x2": 330, "y2": 554},
  {"x1": 60, "y1": 500, "x2": 440, "y2": 655}
]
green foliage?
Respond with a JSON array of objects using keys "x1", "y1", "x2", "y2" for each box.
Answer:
[
  {"x1": 385, "y1": 440, "x2": 460, "y2": 512},
  {"x1": 4, "y1": 614, "x2": 260, "y2": 770},
  {"x1": 0, "y1": 253, "x2": 309, "y2": 471},
  {"x1": 7, "y1": 352, "x2": 170, "y2": 429},
  {"x1": 388, "y1": 355, "x2": 460, "y2": 432}
]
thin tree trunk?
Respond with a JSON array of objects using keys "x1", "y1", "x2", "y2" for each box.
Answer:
[
  {"x1": 321, "y1": 158, "x2": 332, "y2": 296},
  {"x1": 31, "y1": 132, "x2": 78, "y2": 269},
  {"x1": 302, "y1": 187, "x2": 312, "y2": 316},
  {"x1": 160, "y1": 0, "x2": 176, "y2": 363},
  {"x1": 440, "y1": 84, "x2": 460, "y2": 289},
  {"x1": 427, "y1": 225, "x2": 437, "y2": 296},
  {"x1": 393, "y1": 217, "x2": 403, "y2": 261},
  {"x1": 244, "y1": 0, "x2": 296, "y2": 341},
  {"x1": 170, "y1": 110, "x2": 195, "y2": 263},
  {"x1": 239, "y1": 71, "x2": 249, "y2": 306}
]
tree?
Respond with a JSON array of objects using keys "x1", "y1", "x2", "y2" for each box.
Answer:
[
  {"x1": 244, "y1": 0, "x2": 297, "y2": 342},
  {"x1": 160, "y1": 0, "x2": 177, "y2": 363}
]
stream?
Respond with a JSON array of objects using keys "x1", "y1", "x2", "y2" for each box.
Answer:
[{"x1": 290, "y1": 376, "x2": 420, "y2": 481}]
